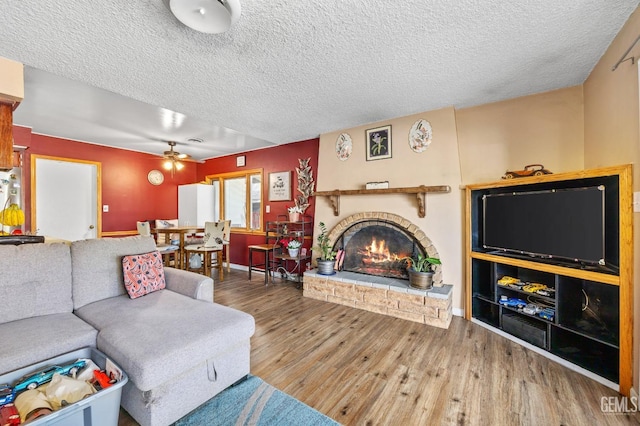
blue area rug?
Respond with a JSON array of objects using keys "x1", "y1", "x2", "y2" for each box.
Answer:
[{"x1": 174, "y1": 375, "x2": 341, "y2": 426}]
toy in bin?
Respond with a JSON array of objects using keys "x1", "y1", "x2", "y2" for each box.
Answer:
[
  {"x1": 0, "y1": 403, "x2": 20, "y2": 426},
  {"x1": 0, "y1": 384, "x2": 15, "y2": 405},
  {"x1": 93, "y1": 370, "x2": 116, "y2": 390},
  {"x1": 13, "y1": 359, "x2": 86, "y2": 393}
]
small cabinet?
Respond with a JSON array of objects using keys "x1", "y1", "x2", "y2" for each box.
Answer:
[{"x1": 266, "y1": 215, "x2": 312, "y2": 285}]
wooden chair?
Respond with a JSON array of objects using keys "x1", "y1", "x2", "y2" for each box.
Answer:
[
  {"x1": 248, "y1": 243, "x2": 275, "y2": 285},
  {"x1": 220, "y1": 219, "x2": 231, "y2": 272},
  {"x1": 184, "y1": 221, "x2": 224, "y2": 281},
  {"x1": 136, "y1": 221, "x2": 179, "y2": 266},
  {"x1": 154, "y1": 219, "x2": 179, "y2": 245}
]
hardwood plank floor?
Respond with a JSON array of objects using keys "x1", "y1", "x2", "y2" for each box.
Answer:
[{"x1": 119, "y1": 269, "x2": 640, "y2": 425}]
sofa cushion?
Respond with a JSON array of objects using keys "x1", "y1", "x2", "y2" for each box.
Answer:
[
  {"x1": 0, "y1": 313, "x2": 98, "y2": 375},
  {"x1": 74, "y1": 290, "x2": 255, "y2": 391},
  {"x1": 71, "y1": 236, "x2": 157, "y2": 309},
  {"x1": 122, "y1": 251, "x2": 166, "y2": 299},
  {"x1": 0, "y1": 243, "x2": 73, "y2": 323}
]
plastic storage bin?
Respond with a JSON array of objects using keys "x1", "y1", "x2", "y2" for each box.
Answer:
[{"x1": 0, "y1": 347, "x2": 127, "y2": 426}]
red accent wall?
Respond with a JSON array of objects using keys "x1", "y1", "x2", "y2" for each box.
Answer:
[
  {"x1": 13, "y1": 126, "x2": 197, "y2": 233},
  {"x1": 13, "y1": 126, "x2": 320, "y2": 267},
  {"x1": 197, "y1": 138, "x2": 320, "y2": 266}
]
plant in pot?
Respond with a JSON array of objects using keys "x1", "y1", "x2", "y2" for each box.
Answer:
[
  {"x1": 280, "y1": 238, "x2": 302, "y2": 257},
  {"x1": 313, "y1": 222, "x2": 337, "y2": 275},
  {"x1": 288, "y1": 205, "x2": 303, "y2": 222},
  {"x1": 403, "y1": 254, "x2": 441, "y2": 290}
]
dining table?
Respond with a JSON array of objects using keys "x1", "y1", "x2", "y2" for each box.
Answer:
[{"x1": 152, "y1": 225, "x2": 204, "y2": 269}]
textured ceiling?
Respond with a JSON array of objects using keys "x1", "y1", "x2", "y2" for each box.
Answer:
[{"x1": 0, "y1": 1, "x2": 637, "y2": 160}]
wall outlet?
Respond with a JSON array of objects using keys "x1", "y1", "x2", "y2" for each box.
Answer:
[{"x1": 103, "y1": 205, "x2": 109, "y2": 212}]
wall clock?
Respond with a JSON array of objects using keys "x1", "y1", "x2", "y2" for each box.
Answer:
[{"x1": 147, "y1": 170, "x2": 164, "y2": 185}]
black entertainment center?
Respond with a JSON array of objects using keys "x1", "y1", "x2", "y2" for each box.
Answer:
[{"x1": 465, "y1": 165, "x2": 633, "y2": 394}]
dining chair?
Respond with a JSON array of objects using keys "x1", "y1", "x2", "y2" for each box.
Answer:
[
  {"x1": 154, "y1": 219, "x2": 179, "y2": 245},
  {"x1": 220, "y1": 219, "x2": 231, "y2": 272},
  {"x1": 136, "y1": 221, "x2": 179, "y2": 266},
  {"x1": 183, "y1": 221, "x2": 225, "y2": 281}
]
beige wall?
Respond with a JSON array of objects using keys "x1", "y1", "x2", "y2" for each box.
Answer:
[
  {"x1": 456, "y1": 85, "x2": 585, "y2": 184},
  {"x1": 316, "y1": 107, "x2": 465, "y2": 312},
  {"x1": 584, "y1": 6, "x2": 640, "y2": 393},
  {"x1": 0, "y1": 56, "x2": 23, "y2": 103},
  {"x1": 316, "y1": 88, "x2": 587, "y2": 314}
]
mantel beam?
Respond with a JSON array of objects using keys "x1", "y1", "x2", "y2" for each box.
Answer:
[{"x1": 314, "y1": 185, "x2": 450, "y2": 217}]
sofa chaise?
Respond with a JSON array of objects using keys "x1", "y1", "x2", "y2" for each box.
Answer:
[{"x1": 0, "y1": 235, "x2": 255, "y2": 426}]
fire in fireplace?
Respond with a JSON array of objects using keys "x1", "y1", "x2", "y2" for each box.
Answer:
[{"x1": 340, "y1": 223, "x2": 422, "y2": 279}]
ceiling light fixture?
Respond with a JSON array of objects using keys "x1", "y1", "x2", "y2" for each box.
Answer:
[{"x1": 169, "y1": 0, "x2": 241, "y2": 34}]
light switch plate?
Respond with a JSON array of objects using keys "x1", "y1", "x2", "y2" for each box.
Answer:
[{"x1": 634, "y1": 192, "x2": 640, "y2": 213}]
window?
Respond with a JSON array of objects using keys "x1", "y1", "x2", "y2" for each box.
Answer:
[{"x1": 206, "y1": 169, "x2": 263, "y2": 233}]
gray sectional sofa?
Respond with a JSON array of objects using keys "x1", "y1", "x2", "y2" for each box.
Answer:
[{"x1": 0, "y1": 236, "x2": 255, "y2": 426}]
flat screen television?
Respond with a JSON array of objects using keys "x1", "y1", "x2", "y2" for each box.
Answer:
[{"x1": 482, "y1": 186, "x2": 605, "y2": 267}]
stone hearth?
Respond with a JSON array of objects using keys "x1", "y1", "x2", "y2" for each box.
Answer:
[{"x1": 303, "y1": 270, "x2": 452, "y2": 329}]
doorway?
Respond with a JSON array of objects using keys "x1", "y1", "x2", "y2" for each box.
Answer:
[{"x1": 31, "y1": 155, "x2": 101, "y2": 240}]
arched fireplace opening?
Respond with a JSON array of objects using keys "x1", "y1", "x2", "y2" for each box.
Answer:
[
  {"x1": 325, "y1": 212, "x2": 442, "y2": 286},
  {"x1": 334, "y1": 221, "x2": 424, "y2": 280}
]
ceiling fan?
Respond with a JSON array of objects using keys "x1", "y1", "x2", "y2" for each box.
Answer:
[{"x1": 161, "y1": 141, "x2": 191, "y2": 175}]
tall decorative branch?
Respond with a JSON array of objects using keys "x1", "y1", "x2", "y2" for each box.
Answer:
[{"x1": 295, "y1": 158, "x2": 315, "y2": 213}]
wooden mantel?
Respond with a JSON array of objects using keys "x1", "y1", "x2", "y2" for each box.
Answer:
[{"x1": 313, "y1": 185, "x2": 451, "y2": 218}]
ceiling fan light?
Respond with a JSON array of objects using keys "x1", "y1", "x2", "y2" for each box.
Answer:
[
  {"x1": 169, "y1": 0, "x2": 241, "y2": 34},
  {"x1": 175, "y1": 161, "x2": 185, "y2": 171},
  {"x1": 163, "y1": 160, "x2": 174, "y2": 170}
]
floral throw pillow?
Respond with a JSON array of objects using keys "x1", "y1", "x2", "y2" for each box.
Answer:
[{"x1": 122, "y1": 251, "x2": 166, "y2": 299}]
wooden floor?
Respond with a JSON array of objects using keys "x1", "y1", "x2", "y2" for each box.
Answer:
[{"x1": 119, "y1": 269, "x2": 640, "y2": 425}]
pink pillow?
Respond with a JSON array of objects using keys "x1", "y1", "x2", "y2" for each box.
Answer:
[{"x1": 122, "y1": 251, "x2": 166, "y2": 299}]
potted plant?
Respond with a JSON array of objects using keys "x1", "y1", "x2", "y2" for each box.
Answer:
[
  {"x1": 313, "y1": 222, "x2": 337, "y2": 275},
  {"x1": 403, "y1": 254, "x2": 441, "y2": 289},
  {"x1": 288, "y1": 205, "x2": 303, "y2": 222},
  {"x1": 280, "y1": 238, "x2": 302, "y2": 257}
]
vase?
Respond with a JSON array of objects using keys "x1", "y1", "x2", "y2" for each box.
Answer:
[
  {"x1": 289, "y1": 212, "x2": 300, "y2": 222},
  {"x1": 288, "y1": 248, "x2": 299, "y2": 258}
]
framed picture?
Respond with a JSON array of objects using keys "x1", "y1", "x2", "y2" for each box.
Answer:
[
  {"x1": 366, "y1": 125, "x2": 392, "y2": 161},
  {"x1": 268, "y1": 171, "x2": 292, "y2": 201}
]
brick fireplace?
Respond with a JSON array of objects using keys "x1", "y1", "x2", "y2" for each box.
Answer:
[{"x1": 303, "y1": 212, "x2": 452, "y2": 328}]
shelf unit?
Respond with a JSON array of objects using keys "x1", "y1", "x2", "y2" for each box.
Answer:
[
  {"x1": 266, "y1": 215, "x2": 313, "y2": 285},
  {"x1": 465, "y1": 165, "x2": 633, "y2": 395}
]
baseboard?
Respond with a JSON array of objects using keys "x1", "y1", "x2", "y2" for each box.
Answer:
[{"x1": 229, "y1": 263, "x2": 248, "y2": 272}]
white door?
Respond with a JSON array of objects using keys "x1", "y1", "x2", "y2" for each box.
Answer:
[{"x1": 32, "y1": 156, "x2": 101, "y2": 240}]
